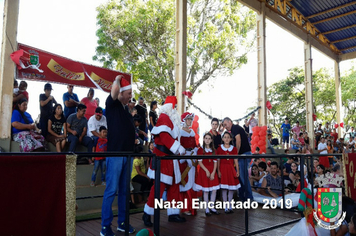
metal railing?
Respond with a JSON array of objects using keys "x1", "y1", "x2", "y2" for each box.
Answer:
[{"x1": 1, "y1": 151, "x2": 344, "y2": 236}]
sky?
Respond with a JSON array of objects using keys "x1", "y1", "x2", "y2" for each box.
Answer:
[{"x1": 1, "y1": 0, "x2": 354, "y2": 140}]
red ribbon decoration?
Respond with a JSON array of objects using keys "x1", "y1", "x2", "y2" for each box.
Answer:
[
  {"x1": 266, "y1": 101, "x2": 272, "y2": 110},
  {"x1": 182, "y1": 91, "x2": 193, "y2": 99}
]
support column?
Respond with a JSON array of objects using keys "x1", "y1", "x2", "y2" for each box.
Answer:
[
  {"x1": 257, "y1": 3, "x2": 267, "y2": 126},
  {"x1": 0, "y1": 0, "x2": 19, "y2": 145},
  {"x1": 334, "y1": 61, "x2": 343, "y2": 137},
  {"x1": 175, "y1": 0, "x2": 187, "y2": 115},
  {"x1": 304, "y1": 37, "x2": 315, "y2": 150}
]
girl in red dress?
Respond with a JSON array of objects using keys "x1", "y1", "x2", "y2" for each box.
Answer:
[
  {"x1": 216, "y1": 131, "x2": 240, "y2": 214},
  {"x1": 194, "y1": 132, "x2": 220, "y2": 216}
]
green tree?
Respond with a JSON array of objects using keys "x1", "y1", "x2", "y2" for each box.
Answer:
[
  {"x1": 341, "y1": 67, "x2": 356, "y2": 130},
  {"x1": 94, "y1": 0, "x2": 256, "y2": 102},
  {"x1": 267, "y1": 67, "x2": 338, "y2": 136}
]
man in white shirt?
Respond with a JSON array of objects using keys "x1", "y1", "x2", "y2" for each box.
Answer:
[
  {"x1": 87, "y1": 107, "x2": 108, "y2": 150},
  {"x1": 318, "y1": 137, "x2": 328, "y2": 155},
  {"x1": 247, "y1": 112, "x2": 258, "y2": 139}
]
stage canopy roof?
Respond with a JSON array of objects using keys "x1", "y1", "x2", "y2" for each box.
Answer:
[{"x1": 238, "y1": 0, "x2": 356, "y2": 61}]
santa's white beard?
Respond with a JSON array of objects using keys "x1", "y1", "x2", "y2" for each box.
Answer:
[{"x1": 160, "y1": 104, "x2": 181, "y2": 136}]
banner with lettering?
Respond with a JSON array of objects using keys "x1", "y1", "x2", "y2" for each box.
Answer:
[
  {"x1": 343, "y1": 153, "x2": 356, "y2": 200},
  {"x1": 10, "y1": 43, "x2": 131, "y2": 92}
]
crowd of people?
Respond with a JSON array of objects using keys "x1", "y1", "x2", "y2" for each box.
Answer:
[{"x1": 9, "y1": 78, "x2": 353, "y2": 236}]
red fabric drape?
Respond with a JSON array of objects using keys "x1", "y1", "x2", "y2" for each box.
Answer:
[{"x1": 0, "y1": 155, "x2": 66, "y2": 236}]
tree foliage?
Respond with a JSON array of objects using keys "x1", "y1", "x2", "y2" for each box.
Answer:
[
  {"x1": 94, "y1": 0, "x2": 256, "y2": 102},
  {"x1": 267, "y1": 67, "x2": 343, "y2": 136}
]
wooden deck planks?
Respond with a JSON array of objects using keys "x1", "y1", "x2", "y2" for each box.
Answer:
[{"x1": 76, "y1": 207, "x2": 301, "y2": 235}]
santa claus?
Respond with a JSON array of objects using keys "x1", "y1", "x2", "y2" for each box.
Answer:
[{"x1": 142, "y1": 96, "x2": 186, "y2": 227}]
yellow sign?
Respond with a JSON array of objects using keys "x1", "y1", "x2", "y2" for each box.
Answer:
[
  {"x1": 47, "y1": 59, "x2": 85, "y2": 81},
  {"x1": 90, "y1": 72, "x2": 113, "y2": 90}
]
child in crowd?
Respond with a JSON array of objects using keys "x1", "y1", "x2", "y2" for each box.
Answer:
[
  {"x1": 216, "y1": 131, "x2": 240, "y2": 214},
  {"x1": 249, "y1": 162, "x2": 267, "y2": 191},
  {"x1": 327, "y1": 139, "x2": 334, "y2": 167},
  {"x1": 13, "y1": 80, "x2": 19, "y2": 96},
  {"x1": 194, "y1": 132, "x2": 220, "y2": 216},
  {"x1": 131, "y1": 146, "x2": 152, "y2": 203},
  {"x1": 90, "y1": 126, "x2": 107, "y2": 187}
]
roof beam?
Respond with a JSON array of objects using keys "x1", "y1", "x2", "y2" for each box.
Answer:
[
  {"x1": 313, "y1": 10, "x2": 356, "y2": 25},
  {"x1": 339, "y1": 45, "x2": 356, "y2": 52},
  {"x1": 237, "y1": 0, "x2": 339, "y2": 61},
  {"x1": 331, "y1": 35, "x2": 356, "y2": 44},
  {"x1": 323, "y1": 23, "x2": 356, "y2": 35},
  {"x1": 339, "y1": 50, "x2": 356, "y2": 61},
  {"x1": 306, "y1": 2, "x2": 356, "y2": 19}
]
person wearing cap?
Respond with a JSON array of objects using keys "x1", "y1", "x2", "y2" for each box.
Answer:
[
  {"x1": 101, "y1": 75, "x2": 136, "y2": 235},
  {"x1": 63, "y1": 84, "x2": 80, "y2": 119},
  {"x1": 281, "y1": 117, "x2": 291, "y2": 149},
  {"x1": 179, "y1": 112, "x2": 199, "y2": 216},
  {"x1": 143, "y1": 96, "x2": 187, "y2": 227},
  {"x1": 39, "y1": 83, "x2": 57, "y2": 137},
  {"x1": 87, "y1": 107, "x2": 107, "y2": 151},
  {"x1": 127, "y1": 98, "x2": 136, "y2": 114},
  {"x1": 81, "y1": 88, "x2": 98, "y2": 120}
]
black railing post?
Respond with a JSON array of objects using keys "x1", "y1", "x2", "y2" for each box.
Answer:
[
  {"x1": 310, "y1": 154, "x2": 314, "y2": 209},
  {"x1": 244, "y1": 156, "x2": 248, "y2": 236},
  {"x1": 125, "y1": 155, "x2": 132, "y2": 236},
  {"x1": 280, "y1": 155, "x2": 285, "y2": 207},
  {"x1": 154, "y1": 156, "x2": 161, "y2": 236},
  {"x1": 300, "y1": 155, "x2": 305, "y2": 192}
]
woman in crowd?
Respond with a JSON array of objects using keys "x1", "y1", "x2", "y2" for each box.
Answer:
[
  {"x1": 148, "y1": 101, "x2": 158, "y2": 132},
  {"x1": 209, "y1": 118, "x2": 222, "y2": 150},
  {"x1": 46, "y1": 104, "x2": 67, "y2": 152},
  {"x1": 249, "y1": 164, "x2": 260, "y2": 191},
  {"x1": 11, "y1": 98, "x2": 45, "y2": 152},
  {"x1": 290, "y1": 133, "x2": 301, "y2": 151},
  {"x1": 80, "y1": 88, "x2": 97, "y2": 120},
  {"x1": 288, "y1": 162, "x2": 298, "y2": 185}
]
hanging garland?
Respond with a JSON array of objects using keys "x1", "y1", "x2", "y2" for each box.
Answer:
[{"x1": 187, "y1": 99, "x2": 261, "y2": 123}]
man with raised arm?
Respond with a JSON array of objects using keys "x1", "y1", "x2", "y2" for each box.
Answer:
[{"x1": 100, "y1": 75, "x2": 136, "y2": 236}]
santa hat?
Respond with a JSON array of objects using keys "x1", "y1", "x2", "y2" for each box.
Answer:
[
  {"x1": 119, "y1": 76, "x2": 132, "y2": 92},
  {"x1": 181, "y1": 112, "x2": 194, "y2": 122},
  {"x1": 164, "y1": 96, "x2": 177, "y2": 109}
]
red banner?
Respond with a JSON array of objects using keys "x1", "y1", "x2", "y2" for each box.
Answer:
[
  {"x1": 343, "y1": 153, "x2": 356, "y2": 200},
  {"x1": 11, "y1": 43, "x2": 131, "y2": 92}
]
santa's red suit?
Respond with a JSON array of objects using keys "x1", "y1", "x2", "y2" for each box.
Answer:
[
  {"x1": 143, "y1": 97, "x2": 186, "y2": 224},
  {"x1": 179, "y1": 112, "x2": 199, "y2": 215}
]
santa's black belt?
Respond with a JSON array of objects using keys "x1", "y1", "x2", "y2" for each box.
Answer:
[
  {"x1": 155, "y1": 144, "x2": 173, "y2": 155},
  {"x1": 185, "y1": 148, "x2": 194, "y2": 151}
]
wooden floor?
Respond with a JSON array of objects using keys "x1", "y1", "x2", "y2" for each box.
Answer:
[{"x1": 76, "y1": 207, "x2": 300, "y2": 236}]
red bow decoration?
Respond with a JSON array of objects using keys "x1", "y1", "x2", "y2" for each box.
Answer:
[
  {"x1": 334, "y1": 122, "x2": 344, "y2": 128},
  {"x1": 182, "y1": 91, "x2": 193, "y2": 99},
  {"x1": 266, "y1": 101, "x2": 272, "y2": 110},
  {"x1": 312, "y1": 114, "x2": 317, "y2": 121}
]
